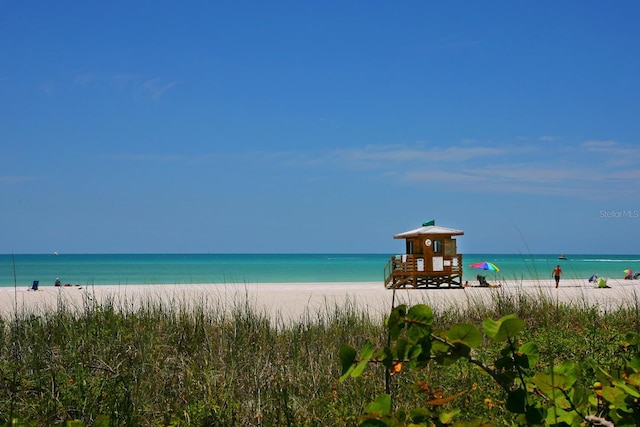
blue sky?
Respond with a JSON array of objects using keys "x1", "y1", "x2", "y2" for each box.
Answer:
[{"x1": 1, "y1": 1, "x2": 639, "y2": 254}]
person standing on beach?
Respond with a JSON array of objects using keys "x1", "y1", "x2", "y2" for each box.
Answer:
[{"x1": 552, "y1": 265, "x2": 562, "y2": 288}]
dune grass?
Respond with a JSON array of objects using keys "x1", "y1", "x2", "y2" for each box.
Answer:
[{"x1": 1, "y1": 288, "x2": 639, "y2": 426}]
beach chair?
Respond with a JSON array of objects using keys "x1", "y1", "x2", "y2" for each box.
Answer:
[{"x1": 31, "y1": 280, "x2": 39, "y2": 291}]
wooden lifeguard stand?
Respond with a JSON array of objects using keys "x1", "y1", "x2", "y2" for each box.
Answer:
[{"x1": 384, "y1": 220, "x2": 464, "y2": 289}]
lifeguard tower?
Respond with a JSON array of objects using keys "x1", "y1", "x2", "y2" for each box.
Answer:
[{"x1": 384, "y1": 220, "x2": 464, "y2": 289}]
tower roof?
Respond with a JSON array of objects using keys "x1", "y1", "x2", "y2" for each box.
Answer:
[{"x1": 393, "y1": 222, "x2": 464, "y2": 239}]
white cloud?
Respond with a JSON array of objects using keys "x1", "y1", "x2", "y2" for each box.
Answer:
[
  {"x1": 110, "y1": 74, "x2": 182, "y2": 102},
  {"x1": 582, "y1": 140, "x2": 618, "y2": 150},
  {"x1": 41, "y1": 82, "x2": 55, "y2": 96},
  {"x1": 113, "y1": 73, "x2": 140, "y2": 90},
  {"x1": 324, "y1": 140, "x2": 639, "y2": 199},
  {"x1": 160, "y1": 139, "x2": 639, "y2": 200},
  {"x1": 74, "y1": 72, "x2": 97, "y2": 86},
  {"x1": 141, "y1": 78, "x2": 182, "y2": 102},
  {"x1": 334, "y1": 144, "x2": 505, "y2": 166},
  {"x1": 539, "y1": 135, "x2": 557, "y2": 142}
]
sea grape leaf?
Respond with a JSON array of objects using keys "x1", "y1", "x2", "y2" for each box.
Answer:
[
  {"x1": 482, "y1": 317, "x2": 500, "y2": 340},
  {"x1": 406, "y1": 342, "x2": 423, "y2": 362},
  {"x1": 483, "y1": 314, "x2": 524, "y2": 342},
  {"x1": 438, "y1": 408, "x2": 460, "y2": 424},
  {"x1": 554, "y1": 361, "x2": 579, "y2": 388},
  {"x1": 394, "y1": 338, "x2": 408, "y2": 361},
  {"x1": 388, "y1": 304, "x2": 407, "y2": 340},
  {"x1": 518, "y1": 341, "x2": 539, "y2": 368},
  {"x1": 363, "y1": 393, "x2": 392, "y2": 417},
  {"x1": 590, "y1": 362, "x2": 615, "y2": 384},
  {"x1": 351, "y1": 340, "x2": 375, "y2": 378},
  {"x1": 531, "y1": 372, "x2": 571, "y2": 398},
  {"x1": 406, "y1": 304, "x2": 433, "y2": 326},
  {"x1": 613, "y1": 381, "x2": 640, "y2": 398},
  {"x1": 600, "y1": 386, "x2": 626, "y2": 406},
  {"x1": 339, "y1": 345, "x2": 357, "y2": 381},
  {"x1": 417, "y1": 336, "x2": 432, "y2": 361},
  {"x1": 444, "y1": 323, "x2": 482, "y2": 348},
  {"x1": 625, "y1": 372, "x2": 640, "y2": 387},
  {"x1": 525, "y1": 405, "x2": 545, "y2": 425},
  {"x1": 381, "y1": 347, "x2": 394, "y2": 369},
  {"x1": 496, "y1": 317, "x2": 525, "y2": 341},
  {"x1": 406, "y1": 305, "x2": 433, "y2": 341},
  {"x1": 439, "y1": 342, "x2": 471, "y2": 365},
  {"x1": 506, "y1": 389, "x2": 527, "y2": 414},
  {"x1": 545, "y1": 407, "x2": 574, "y2": 426},
  {"x1": 624, "y1": 331, "x2": 640, "y2": 346},
  {"x1": 495, "y1": 353, "x2": 515, "y2": 370},
  {"x1": 408, "y1": 407, "x2": 433, "y2": 424},
  {"x1": 431, "y1": 339, "x2": 449, "y2": 354},
  {"x1": 627, "y1": 355, "x2": 640, "y2": 372}
]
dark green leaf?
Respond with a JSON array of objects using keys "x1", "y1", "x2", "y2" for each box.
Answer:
[
  {"x1": 388, "y1": 304, "x2": 407, "y2": 340},
  {"x1": 359, "y1": 420, "x2": 388, "y2": 427},
  {"x1": 518, "y1": 341, "x2": 539, "y2": 368},
  {"x1": 339, "y1": 345, "x2": 357, "y2": 381},
  {"x1": 506, "y1": 389, "x2": 527, "y2": 414},
  {"x1": 394, "y1": 338, "x2": 408, "y2": 361},
  {"x1": 627, "y1": 354, "x2": 640, "y2": 372},
  {"x1": 524, "y1": 405, "x2": 545, "y2": 424}
]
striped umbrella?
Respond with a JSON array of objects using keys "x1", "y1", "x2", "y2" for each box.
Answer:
[{"x1": 470, "y1": 261, "x2": 500, "y2": 272}]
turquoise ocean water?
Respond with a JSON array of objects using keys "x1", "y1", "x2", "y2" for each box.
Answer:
[{"x1": 1, "y1": 253, "x2": 639, "y2": 288}]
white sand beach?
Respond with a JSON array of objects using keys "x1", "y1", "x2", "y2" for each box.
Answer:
[{"x1": 3, "y1": 277, "x2": 640, "y2": 321}]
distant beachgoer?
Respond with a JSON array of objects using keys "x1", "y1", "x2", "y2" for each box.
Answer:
[
  {"x1": 54, "y1": 278, "x2": 61, "y2": 287},
  {"x1": 477, "y1": 274, "x2": 490, "y2": 287},
  {"x1": 588, "y1": 274, "x2": 598, "y2": 283},
  {"x1": 552, "y1": 265, "x2": 562, "y2": 288}
]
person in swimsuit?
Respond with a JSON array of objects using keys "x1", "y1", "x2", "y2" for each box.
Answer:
[{"x1": 552, "y1": 265, "x2": 562, "y2": 288}]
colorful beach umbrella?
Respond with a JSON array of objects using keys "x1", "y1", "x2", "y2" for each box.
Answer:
[
  {"x1": 624, "y1": 269, "x2": 633, "y2": 275},
  {"x1": 470, "y1": 262, "x2": 500, "y2": 272}
]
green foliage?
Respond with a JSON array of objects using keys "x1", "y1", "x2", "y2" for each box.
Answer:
[
  {"x1": 4, "y1": 290, "x2": 640, "y2": 425},
  {"x1": 340, "y1": 304, "x2": 640, "y2": 426},
  {"x1": 0, "y1": 297, "x2": 385, "y2": 426}
]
